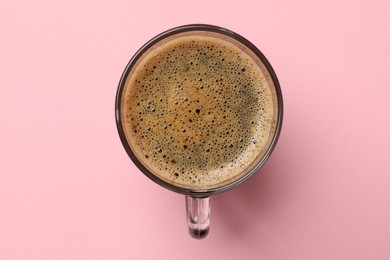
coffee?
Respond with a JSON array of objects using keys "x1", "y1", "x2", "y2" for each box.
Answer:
[{"x1": 120, "y1": 31, "x2": 279, "y2": 190}]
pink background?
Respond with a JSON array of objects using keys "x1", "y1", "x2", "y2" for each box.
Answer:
[{"x1": 1, "y1": 0, "x2": 389, "y2": 259}]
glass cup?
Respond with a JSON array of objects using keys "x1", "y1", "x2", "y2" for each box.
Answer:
[{"x1": 115, "y1": 24, "x2": 283, "y2": 239}]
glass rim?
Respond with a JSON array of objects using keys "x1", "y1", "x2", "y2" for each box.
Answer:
[{"x1": 115, "y1": 24, "x2": 284, "y2": 197}]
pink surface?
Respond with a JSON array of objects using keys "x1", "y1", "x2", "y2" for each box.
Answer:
[{"x1": 1, "y1": 0, "x2": 389, "y2": 259}]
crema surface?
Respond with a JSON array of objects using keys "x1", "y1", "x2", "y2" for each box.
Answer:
[{"x1": 122, "y1": 34, "x2": 277, "y2": 189}]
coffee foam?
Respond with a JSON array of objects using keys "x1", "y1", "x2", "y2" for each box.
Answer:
[{"x1": 122, "y1": 33, "x2": 278, "y2": 190}]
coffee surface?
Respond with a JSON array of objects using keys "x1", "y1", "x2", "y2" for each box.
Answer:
[{"x1": 122, "y1": 33, "x2": 277, "y2": 189}]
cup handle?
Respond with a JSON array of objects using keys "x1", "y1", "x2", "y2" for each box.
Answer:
[{"x1": 185, "y1": 195, "x2": 210, "y2": 239}]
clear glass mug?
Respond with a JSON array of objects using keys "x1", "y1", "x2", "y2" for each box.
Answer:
[{"x1": 115, "y1": 24, "x2": 283, "y2": 239}]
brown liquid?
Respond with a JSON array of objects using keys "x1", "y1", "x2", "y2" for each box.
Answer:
[{"x1": 121, "y1": 32, "x2": 278, "y2": 190}]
